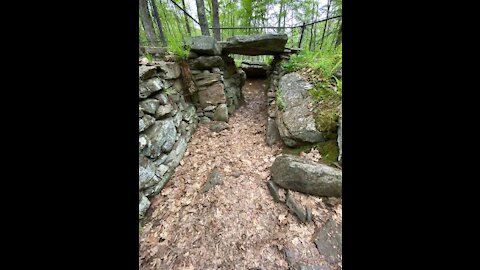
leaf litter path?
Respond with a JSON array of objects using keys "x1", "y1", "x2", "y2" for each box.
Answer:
[{"x1": 140, "y1": 79, "x2": 341, "y2": 270}]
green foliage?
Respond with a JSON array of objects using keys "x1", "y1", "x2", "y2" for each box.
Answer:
[
  {"x1": 144, "y1": 52, "x2": 153, "y2": 62},
  {"x1": 168, "y1": 41, "x2": 189, "y2": 60}
]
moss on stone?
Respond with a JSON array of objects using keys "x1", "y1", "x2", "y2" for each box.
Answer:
[
  {"x1": 282, "y1": 144, "x2": 313, "y2": 155},
  {"x1": 315, "y1": 140, "x2": 339, "y2": 165}
]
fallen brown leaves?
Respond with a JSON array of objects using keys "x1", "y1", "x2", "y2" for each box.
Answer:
[{"x1": 139, "y1": 79, "x2": 342, "y2": 270}]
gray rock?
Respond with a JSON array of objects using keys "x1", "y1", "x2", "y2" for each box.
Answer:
[
  {"x1": 154, "y1": 92, "x2": 169, "y2": 105},
  {"x1": 142, "y1": 119, "x2": 176, "y2": 158},
  {"x1": 204, "y1": 112, "x2": 214, "y2": 118},
  {"x1": 139, "y1": 106, "x2": 144, "y2": 118},
  {"x1": 266, "y1": 117, "x2": 281, "y2": 146},
  {"x1": 194, "y1": 72, "x2": 221, "y2": 87},
  {"x1": 222, "y1": 34, "x2": 288, "y2": 56},
  {"x1": 164, "y1": 137, "x2": 187, "y2": 167},
  {"x1": 188, "y1": 56, "x2": 224, "y2": 70},
  {"x1": 200, "y1": 116, "x2": 212, "y2": 123},
  {"x1": 155, "y1": 104, "x2": 173, "y2": 118},
  {"x1": 183, "y1": 105, "x2": 196, "y2": 122},
  {"x1": 277, "y1": 73, "x2": 323, "y2": 146},
  {"x1": 286, "y1": 191, "x2": 307, "y2": 222},
  {"x1": 178, "y1": 121, "x2": 188, "y2": 135},
  {"x1": 139, "y1": 193, "x2": 151, "y2": 220},
  {"x1": 139, "y1": 134, "x2": 150, "y2": 152},
  {"x1": 271, "y1": 155, "x2": 342, "y2": 197},
  {"x1": 200, "y1": 167, "x2": 223, "y2": 193},
  {"x1": 190, "y1": 36, "x2": 221, "y2": 56},
  {"x1": 139, "y1": 155, "x2": 156, "y2": 190},
  {"x1": 157, "y1": 61, "x2": 181, "y2": 79},
  {"x1": 139, "y1": 65, "x2": 157, "y2": 80},
  {"x1": 191, "y1": 69, "x2": 202, "y2": 75},
  {"x1": 156, "y1": 164, "x2": 169, "y2": 178},
  {"x1": 174, "y1": 112, "x2": 183, "y2": 127},
  {"x1": 337, "y1": 116, "x2": 342, "y2": 163},
  {"x1": 267, "y1": 180, "x2": 280, "y2": 202},
  {"x1": 139, "y1": 115, "x2": 155, "y2": 133},
  {"x1": 172, "y1": 78, "x2": 184, "y2": 92},
  {"x1": 198, "y1": 82, "x2": 226, "y2": 107},
  {"x1": 213, "y1": 104, "x2": 228, "y2": 122},
  {"x1": 203, "y1": 105, "x2": 216, "y2": 111},
  {"x1": 212, "y1": 67, "x2": 221, "y2": 73},
  {"x1": 188, "y1": 51, "x2": 199, "y2": 59},
  {"x1": 209, "y1": 121, "x2": 229, "y2": 132},
  {"x1": 139, "y1": 77, "x2": 164, "y2": 98},
  {"x1": 314, "y1": 219, "x2": 342, "y2": 265},
  {"x1": 306, "y1": 207, "x2": 312, "y2": 222},
  {"x1": 139, "y1": 99, "x2": 160, "y2": 115}
]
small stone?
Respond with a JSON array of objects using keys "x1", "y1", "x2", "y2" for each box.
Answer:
[
  {"x1": 286, "y1": 191, "x2": 307, "y2": 223},
  {"x1": 154, "y1": 104, "x2": 173, "y2": 118},
  {"x1": 213, "y1": 104, "x2": 228, "y2": 122},
  {"x1": 209, "y1": 122, "x2": 229, "y2": 132},
  {"x1": 267, "y1": 180, "x2": 280, "y2": 202},
  {"x1": 267, "y1": 91, "x2": 276, "y2": 98},
  {"x1": 200, "y1": 167, "x2": 223, "y2": 193},
  {"x1": 200, "y1": 117, "x2": 211, "y2": 124},
  {"x1": 203, "y1": 105, "x2": 216, "y2": 111}
]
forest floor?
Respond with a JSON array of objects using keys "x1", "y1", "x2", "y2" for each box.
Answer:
[{"x1": 139, "y1": 79, "x2": 342, "y2": 270}]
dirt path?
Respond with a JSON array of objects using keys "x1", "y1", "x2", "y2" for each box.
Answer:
[{"x1": 139, "y1": 79, "x2": 340, "y2": 270}]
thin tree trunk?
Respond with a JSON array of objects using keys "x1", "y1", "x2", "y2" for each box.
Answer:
[
  {"x1": 139, "y1": 0, "x2": 158, "y2": 46},
  {"x1": 320, "y1": 0, "x2": 331, "y2": 50},
  {"x1": 181, "y1": 0, "x2": 191, "y2": 35},
  {"x1": 195, "y1": 0, "x2": 210, "y2": 35},
  {"x1": 149, "y1": 0, "x2": 167, "y2": 46},
  {"x1": 277, "y1": 2, "x2": 283, "y2": 33},
  {"x1": 211, "y1": 0, "x2": 221, "y2": 40},
  {"x1": 335, "y1": 22, "x2": 342, "y2": 47},
  {"x1": 308, "y1": 1, "x2": 315, "y2": 51}
]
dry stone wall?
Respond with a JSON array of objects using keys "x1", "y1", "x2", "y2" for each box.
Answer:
[
  {"x1": 188, "y1": 36, "x2": 246, "y2": 124},
  {"x1": 139, "y1": 59, "x2": 198, "y2": 219}
]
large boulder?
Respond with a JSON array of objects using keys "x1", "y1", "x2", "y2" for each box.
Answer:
[
  {"x1": 188, "y1": 56, "x2": 224, "y2": 70},
  {"x1": 271, "y1": 155, "x2": 342, "y2": 197},
  {"x1": 276, "y1": 72, "x2": 324, "y2": 147},
  {"x1": 190, "y1": 36, "x2": 221, "y2": 56},
  {"x1": 197, "y1": 82, "x2": 226, "y2": 107},
  {"x1": 221, "y1": 34, "x2": 288, "y2": 55}
]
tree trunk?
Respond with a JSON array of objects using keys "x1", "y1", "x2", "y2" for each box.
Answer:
[
  {"x1": 149, "y1": 0, "x2": 167, "y2": 46},
  {"x1": 181, "y1": 0, "x2": 191, "y2": 35},
  {"x1": 335, "y1": 22, "x2": 342, "y2": 47},
  {"x1": 320, "y1": 0, "x2": 331, "y2": 50},
  {"x1": 195, "y1": 0, "x2": 210, "y2": 36},
  {"x1": 139, "y1": 0, "x2": 158, "y2": 46},
  {"x1": 277, "y1": 2, "x2": 283, "y2": 33},
  {"x1": 211, "y1": 0, "x2": 221, "y2": 41}
]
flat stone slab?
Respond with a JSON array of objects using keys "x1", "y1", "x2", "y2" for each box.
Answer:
[
  {"x1": 221, "y1": 34, "x2": 288, "y2": 56},
  {"x1": 314, "y1": 219, "x2": 342, "y2": 265}
]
